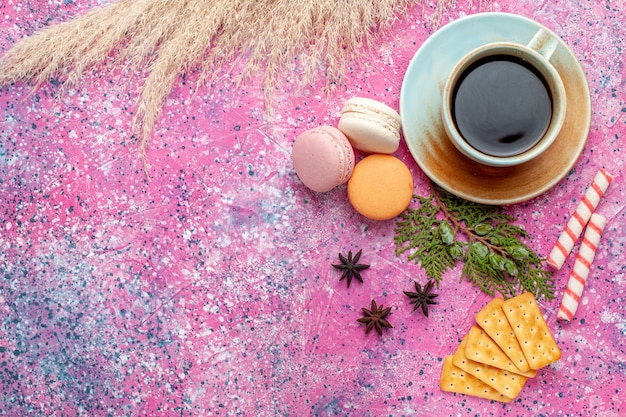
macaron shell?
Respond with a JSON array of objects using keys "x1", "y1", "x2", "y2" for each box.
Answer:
[
  {"x1": 291, "y1": 126, "x2": 355, "y2": 192},
  {"x1": 339, "y1": 115, "x2": 400, "y2": 154},
  {"x1": 338, "y1": 98, "x2": 402, "y2": 154},
  {"x1": 327, "y1": 126, "x2": 356, "y2": 184},
  {"x1": 348, "y1": 154, "x2": 413, "y2": 220},
  {"x1": 342, "y1": 98, "x2": 402, "y2": 131}
]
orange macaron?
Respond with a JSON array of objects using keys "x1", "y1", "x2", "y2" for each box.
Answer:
[{"x1": 347, "y1": 154, "x2": 414, "y2": 220}]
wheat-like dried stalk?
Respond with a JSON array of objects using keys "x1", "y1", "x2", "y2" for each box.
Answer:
[{"x1": 0, "y1": 0, "x2": 454, "y2": 162}]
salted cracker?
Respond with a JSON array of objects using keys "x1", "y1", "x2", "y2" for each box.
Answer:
[
  {"x1": 475, "y1": 297, "x2": 532, "y2": 373},
  {"x1": 502, "y1": 292, "x2": 562, "y2": 370},
  {"x1": 464, "y1": 325, "x2": 537, "y2": 378},
  {"x1": 454, "y1": 330, "x2": 529, "y2": 399},
  {"x1": 440, "y1": 356, "x2": 512, "y2": 403}
]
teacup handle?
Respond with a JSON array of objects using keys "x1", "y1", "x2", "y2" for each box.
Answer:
[{"x1": 527, "y1": 28, "x2": 559, "y2": 61}]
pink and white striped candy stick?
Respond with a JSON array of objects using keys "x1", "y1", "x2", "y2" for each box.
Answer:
[
  {"x1": 547, "y1": 169, "x2": 613, "y2": 269},
  {"x1": 557, "y1": 213, "x2": 607, "y2": 321}
]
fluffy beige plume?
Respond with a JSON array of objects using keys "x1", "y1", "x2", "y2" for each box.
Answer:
[{"x1": 0, "y1": 0, "x2": 456, "y2": 161}]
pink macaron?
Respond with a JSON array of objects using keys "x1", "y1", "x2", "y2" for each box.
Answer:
[{"x1": 291, "y1": 126, "x2": 355, "y2": 192}]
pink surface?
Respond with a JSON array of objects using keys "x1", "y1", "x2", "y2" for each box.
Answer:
[{"x1": 0, "y1": 1, "x2": 624, "y2": 416}]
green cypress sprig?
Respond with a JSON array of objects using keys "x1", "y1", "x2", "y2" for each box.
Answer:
[{"x1": 394, "y1": 185, "x2": 555, "y2": 301}]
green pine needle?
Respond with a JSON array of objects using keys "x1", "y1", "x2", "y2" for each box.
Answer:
[{"x1": 394, "y1": 185, "x2": 555, "y2": 301}]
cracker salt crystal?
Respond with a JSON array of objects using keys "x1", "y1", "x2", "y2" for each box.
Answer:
[
  {"x1": 502, "y1": 292, "x2": 562, "y2": 370},
  {"x1": 440, "y1": 355, "x2": 512, "y2": 403},
  {"x1": 475, "y1": 297, "x2": 532, "y2": 373},
  {"x1": 454, "y1": 330, "x2": 529, "y2": 399}
]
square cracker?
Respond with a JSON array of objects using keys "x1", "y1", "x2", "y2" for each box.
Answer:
[
  {"x1": 440, "y1": 355, "x2": 512, "y2": 403},
  {"x1": 475, "y1": 298, "x2": 532, "y2": 373},
  {"x1": 454, "y1": 331, "x2": 528, "y2": 399},
  {"x1": 502, "y1": 292, "x2": 562, "y2": 370},
  {"x1": 465, "y1": 325, "x2": 537, "y2": 378}
]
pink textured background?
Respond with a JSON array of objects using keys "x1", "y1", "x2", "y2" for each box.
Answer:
[{"x1": 0, "y1": 0, "x2": 624, "y2": 416}]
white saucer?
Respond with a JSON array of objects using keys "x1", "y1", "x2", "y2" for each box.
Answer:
[{"x1": 400, "y1": 13, "x2": 591, "y2": 205}]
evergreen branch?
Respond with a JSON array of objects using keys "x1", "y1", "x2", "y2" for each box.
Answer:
[
  {"x1": 462, "y1": 248, "x2": 519, "y2": 298},
  {"x1": 394, "y1": 184, "x2": 555, "y2": 300}
]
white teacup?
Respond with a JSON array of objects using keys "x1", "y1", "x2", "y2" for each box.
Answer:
[{"x1": 441, "y1": 28, "x2": 567, "y2": 167}]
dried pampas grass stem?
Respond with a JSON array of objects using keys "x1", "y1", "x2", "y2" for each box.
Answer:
[{"x1": 0, "y1": 0, "x2": 454, "y2": 163}]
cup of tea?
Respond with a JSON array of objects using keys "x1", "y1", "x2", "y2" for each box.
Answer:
[{"x1": 441, "y1": 28, "x2": 567, "y2": 167}]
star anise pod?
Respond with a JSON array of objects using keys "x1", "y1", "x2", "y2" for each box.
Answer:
[
  {"x1": 332, "y1": 249, "x2": 370, "y2": 288},
  {"x1": 404, "y1": 280, "x2": 439, "y2": 317},
  {"x1": 357, "y1": 299, "x2": 393, "y2": 336}
]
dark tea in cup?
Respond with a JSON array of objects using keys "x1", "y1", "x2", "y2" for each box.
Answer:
[
  {"x1": 441, "y1": 28, "x2": 567, "y2": 167},
  {"x1": 451, "y1": 55, "x2": 553, "y2": 157}
]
